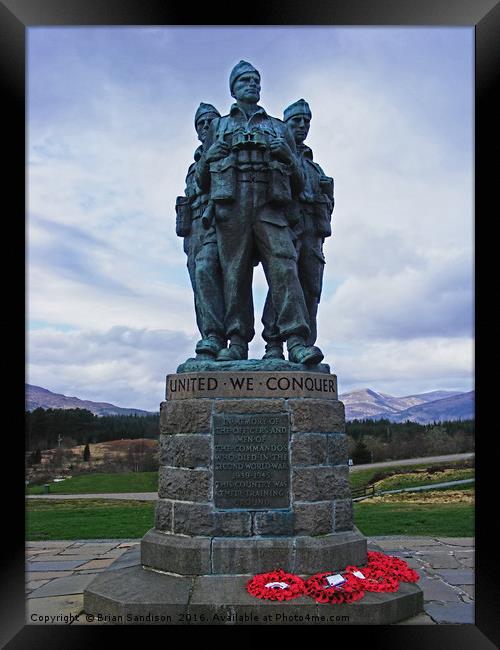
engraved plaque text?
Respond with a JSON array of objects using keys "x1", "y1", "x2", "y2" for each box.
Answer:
[{"x1": 213, "y1": 413, "x2": 290, "y2": 510}]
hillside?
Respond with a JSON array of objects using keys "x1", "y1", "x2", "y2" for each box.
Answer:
[
  {"x1": 339, "y1": 388, "x2": 472, "y2": 423},
  {"x1": 26, "y1": 384, "x2": 154, "y2": 417}
]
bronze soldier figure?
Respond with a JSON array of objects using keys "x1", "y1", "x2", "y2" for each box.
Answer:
[
  {"x1": 262, "y1": 99, "x2": 334, "y2": 358},
  {"x1": 196, "y1": 61, "x2": 324, "y2": 364},
  {"x1": 175, "y1": 103, "x2": 226, "y2": 359}
]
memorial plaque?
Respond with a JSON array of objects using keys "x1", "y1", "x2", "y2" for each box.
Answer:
[{"x1": 213, "y1": 413, "x2": 290, "y2": 510}]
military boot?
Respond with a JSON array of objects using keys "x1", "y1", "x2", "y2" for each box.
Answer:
[
  {"x1": 262, "y1": 342, "x2": 285, "y2": 360},
  {"x1": 195, "y1": 335, "x2": 226, "y2": 359},
  {"x1": 287, "y1": 336, "x2": 324, "y2": 365},
  {"x1": 216, "y1": 340, "x2": 248, "y2": 361}
]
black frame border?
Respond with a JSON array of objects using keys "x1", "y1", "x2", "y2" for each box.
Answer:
[{"x1": 2, "y1": 0, "x2": 498, "y2": 646}]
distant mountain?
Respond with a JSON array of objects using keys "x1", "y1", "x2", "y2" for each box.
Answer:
[
  {"x1": 405, "y1": 390, "x2": 463, "y2": 403},
  {"x1": 376, "y1": 391, "x2": 475, "y2": 424},
  {"x1": 339, "y1": 388, "x2": 427, "y2": 420},
  {"x1": 339, "y1": 388, "x2": 473, "y2": 423},
  {"x1": 26, "y1": 385, "x2": 154, "y2": 417}
]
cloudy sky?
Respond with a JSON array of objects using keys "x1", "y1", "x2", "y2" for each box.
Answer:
[{"x1": 27, "y1": 26, "x2": 474, "y2": 411}]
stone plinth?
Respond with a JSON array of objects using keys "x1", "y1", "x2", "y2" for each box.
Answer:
[
  {"x1": 84, "y1": 367, "x2": 423, "y2": 624},
  {"x1": 141, "y1": 369, "x2": 361, "y2": 575}
]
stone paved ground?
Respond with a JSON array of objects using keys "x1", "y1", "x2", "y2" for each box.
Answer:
[{"x1": 25, "y1": 536, "x2": 474, "y2": 625}]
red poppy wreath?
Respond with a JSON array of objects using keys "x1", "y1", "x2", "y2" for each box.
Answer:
[
  {"x1": 303, "y1": 572, "x2": 365, "y2": 604},
  {"x1": 246, "y1": 569, "x2": 305, "y2": 601}
]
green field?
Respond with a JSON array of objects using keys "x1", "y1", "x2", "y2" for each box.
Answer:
[
  {"x1": 26, "y1": 496, "x2": 474, "y2": 540},
  {"x1": 349, "y1": 460, "x2": 474, "y2": 490},
  {"x1": 27, "y1": 472, "x2": 158, "y2": 495},
  {"x1": 26, "y1": 499, "x2": 155, "y2": 540},
  {"x1": 353, "y1": 501, "x2": 474, "y2": 536}
]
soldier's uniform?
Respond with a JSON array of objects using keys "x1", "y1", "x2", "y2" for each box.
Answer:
[
  {"x1": 262, "y1": 101, "x2": 334, "y2": 349},
  {"x1": 196, "y1": 102, "x2": 311, "y2": 350},
  {"x1": 175, "y1": 105, "x2": 225, "y2": 355}
]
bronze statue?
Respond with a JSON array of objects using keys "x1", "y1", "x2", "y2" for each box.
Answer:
[
  {"x1": 195, "y1": 61, "x2": 324, "y2": 365},
  {"x1": 262, "y1": 99, "x2": 334, "y2": 358},
  {"x1": 175, "y1": 103, "x2": 227, "y2": 359}
]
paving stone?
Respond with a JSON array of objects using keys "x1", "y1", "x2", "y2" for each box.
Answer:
[
  {"x1": 367, "y1": 537, "x2": 408, "y2": 550},
  {"x1": 27, "y1": 594, "x2": 84, "y2": 624},
  {"x1": 26, "y1": 579, "x2": 51, "y2": 591},
  {"x1": 26, "y1": 548, "x2": 66, "y2": 556},
  {"x1": 434, "y1": 569, "x2": 474, "y2": 585},
  {"x1": 420, "y1": 553, "x2": 461, "y2": 569},
  {"x1": 417, "y1": 575, "x2": 462, "y2": 602},
  {"x1": 108, "y1": 546, "x2": 141, "y2": 571},
  {"x1": 27, "y1": 573, "x2": 98, "y2": 598},
  {"x1": 28, "y1": 554, "x2": 92, "y2": 563},
  {"x1": 27, "y1": 560, "x2": 88, "y2": 572},
  {"x1": 413, "y1": 546, "x2": 452, "y2": 555},
  {"x1": 436, "y1": 537, "x2": 474, "y2": 547},
  {"x1": 425, "y1": 601, "x2": 474, "y2": 624},
  {"x1": 458, "y1": 585, "x2": 474, "y2": 599},
  {"x1": 75, "y1": 559, "x2": 115, "y2": 570},
  {"x1": 26, "y1": 571, "x2": 74, "y2": 581},
  {"x1": 399, "y1": 557, "x2": 423, "y2": 569},
  {"x1": 59, "y1": 544, "x2": 117, "y2": 556},
  {"x1": 96, "y1": 548, "x2": 131, "y2": 559}
]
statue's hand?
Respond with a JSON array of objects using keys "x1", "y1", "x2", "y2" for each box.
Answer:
[
  {"x1": 269, "y1": 137, "x2": 292, "y2": 164},
  {"x1": 205, "y1": 140, "x2": 230, "y2": 163}
]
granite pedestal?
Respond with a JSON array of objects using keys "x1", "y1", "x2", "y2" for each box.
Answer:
[{"x1": 84, "y1": 362, "x2": 423, "y2": 624}]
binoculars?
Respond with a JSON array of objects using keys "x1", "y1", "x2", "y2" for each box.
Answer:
[{"x1": 231, "y1": 130, "x2": 267, "y2": 150}]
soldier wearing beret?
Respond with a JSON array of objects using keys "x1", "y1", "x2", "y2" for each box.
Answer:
[
  {"x1": 175, "y1": 103, "x2": 227, "y2": 359},
  {"x1": 196, "y1": 62, "x2": 324, "y2": 364},
  {"x1": 262, "y1": 99, "x2": 334, "y2": 359}
]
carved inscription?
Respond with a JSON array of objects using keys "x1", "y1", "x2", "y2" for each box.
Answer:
[
  {"x1": 166, "y1": 372, "x2": 338, "y2": 400},
  {"x1": 213, "y1": 413, "x2": 290, "y2": 510}
]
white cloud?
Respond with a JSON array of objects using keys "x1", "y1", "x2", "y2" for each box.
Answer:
[{"x1": 27, "y1": 326, "x2": 196, "y2": 411}]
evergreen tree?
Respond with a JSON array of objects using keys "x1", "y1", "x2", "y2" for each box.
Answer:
[
  {"x1": 351, "y1": 439, "x2": 372, "y2": 465},
  {"x1": 83, "y1": 443, "x2": 91, "y2": 462}
]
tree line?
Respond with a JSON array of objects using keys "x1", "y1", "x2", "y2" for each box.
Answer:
[
  {"x1": 25, "y1": 408, "x2": 159, "y2": 450},
  {"x1": 346, "y1": 418, "x2": 475, "y2": 464},
  {"x1": 25, "y1": 408, "x2": 475, "y2": 465}
]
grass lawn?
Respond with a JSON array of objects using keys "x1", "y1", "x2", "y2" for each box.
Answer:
[
  {"x1": 26, "y1": 472, "x2": 158, "y2": 495},
  {"x1": 26, "y1": 499, "x2": 154, "y2": 540},
  {"x1": 26, "y1": 495, "x2": 474, "y2": 540},
  {"x1": 354, "y1": 501, "x2": 474, "y2": 536}
]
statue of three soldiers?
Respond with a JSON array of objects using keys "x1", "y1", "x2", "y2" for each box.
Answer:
[{"x1": 175, "y1": 61, "x2": 334, "y2": 365}]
